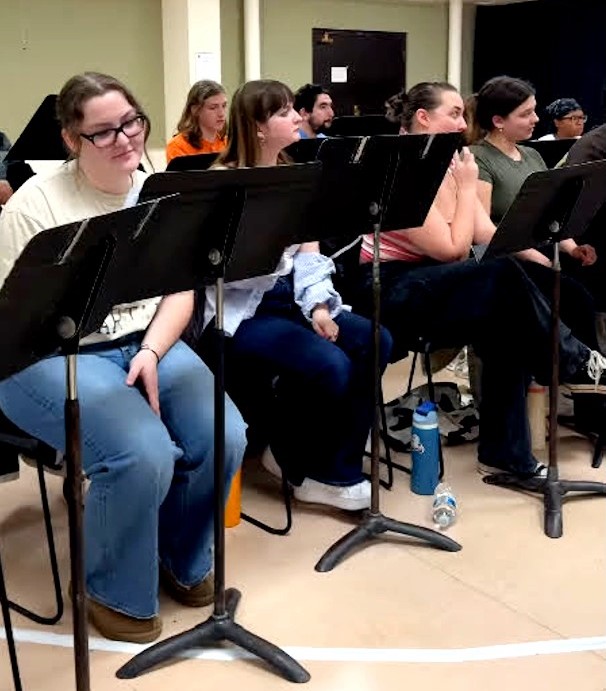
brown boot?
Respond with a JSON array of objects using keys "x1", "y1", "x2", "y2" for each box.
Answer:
[
  {"x1": 69, "y1": 583, "x2": 162, "y2": 643},
  {"x1": 160, "y1": 566, "x2": 214, "y2": 607}
]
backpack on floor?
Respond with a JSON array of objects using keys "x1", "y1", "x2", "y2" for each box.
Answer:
[{"x1": 384, "y1": 382, "x2": 480, "y2": 453}]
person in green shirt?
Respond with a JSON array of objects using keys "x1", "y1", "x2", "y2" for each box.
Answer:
[
  {"x1": 466, "y1": 75, "x2": 600, "y2": 350},
  {"x1": 467, "y1": 76, "x2": 595, "y2": 264}
]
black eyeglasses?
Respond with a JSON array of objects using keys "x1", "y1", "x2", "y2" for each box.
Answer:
[
  {"x1": 79, "y1": 114, "x2": 147, "y2": 148},
  {"x1": 561, "y1": 114, "x2": 587, "y2": 123}
]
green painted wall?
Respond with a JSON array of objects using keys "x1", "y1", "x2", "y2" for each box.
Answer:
[
  {"x1": 260, "y1": 0, "x2": 448, "y2": 93},
  {"x1": 461, "y1": 4, "x2": 476, "y2": 97},
  {"x1": 0, "y1": 0, "x2": 165, "y2": 146},
  {"x1": 221, "y1": 0, "x2": 245, "y2": 97}
]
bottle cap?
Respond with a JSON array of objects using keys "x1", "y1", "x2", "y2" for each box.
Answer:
[
  {"x1": 434, "y1": 512, "x2": 451, "y2": 528},
  {"x1": 417, "y1": 400, "x2": 437, "y2": 417}
]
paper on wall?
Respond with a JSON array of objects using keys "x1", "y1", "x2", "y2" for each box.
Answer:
[
  {"x1": 194, "y1": 52, "x2": 221, "y2": 82},
  {"x1": 331, "y1": 66, "x2": 348, "y2": 83}
]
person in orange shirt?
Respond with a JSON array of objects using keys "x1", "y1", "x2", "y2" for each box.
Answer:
[{"x1": 166, "y1": 80, "x2": 228, "y2": 163}]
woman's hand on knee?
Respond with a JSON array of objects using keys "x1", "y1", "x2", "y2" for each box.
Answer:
[
  {"x1": 312, "y1": 305, "x2": 339, "y2": 342},
  {"x1": 126, "y1": 351, "x2": 160, "y2": 415}
]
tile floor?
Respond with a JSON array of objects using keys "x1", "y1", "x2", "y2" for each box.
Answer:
[{"x1": 0, "y1": 359, "x2": 605, "y2": 690}]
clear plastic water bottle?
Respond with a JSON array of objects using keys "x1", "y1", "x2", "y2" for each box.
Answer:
[{"x1": 432, "y1": 482, "x2": 457, "y2": 529}]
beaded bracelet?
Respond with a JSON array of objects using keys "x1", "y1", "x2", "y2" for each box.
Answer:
[{"x1": 139, "y1": 343, "x2": 160, "y2": 363}]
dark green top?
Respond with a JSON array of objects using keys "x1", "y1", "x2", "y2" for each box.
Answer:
[{"x1": 470, "y1": 139, "x2": 547, "y2": 224}]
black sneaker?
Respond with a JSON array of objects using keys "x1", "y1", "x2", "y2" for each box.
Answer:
[
  {"x1": 566, "y1": 350, "x2": 606, "y2": 395},
  {"x1": 477, "y1": 460, "x2": 547, "y2": 479}
]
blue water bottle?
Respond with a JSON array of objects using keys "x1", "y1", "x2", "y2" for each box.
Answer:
[{"x1": 410, "y1": 401, "x2": 440, "y2": 495}]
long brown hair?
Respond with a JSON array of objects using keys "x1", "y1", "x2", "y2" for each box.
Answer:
[
  {"x1": 176, "y1": 80, "x2": 226, "y2": 148},
  {"x1": 217, "y1": 80, "x2": 294, "y2": 168},
  {"x1": 57, "y1": 72, "x2": 150, "y2": 152}
]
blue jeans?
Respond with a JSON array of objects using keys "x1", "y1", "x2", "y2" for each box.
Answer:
[
  {"x1": 355, "y1": 257, "x2": 589, "y2": 475},
  {"x1": 221, "y1": 276, "x2": 393, "y2": 486},
  {"x1": 0, "y1": 336, "x2": 246, "y2": 618}
]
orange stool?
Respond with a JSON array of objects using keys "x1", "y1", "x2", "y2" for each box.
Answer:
[{"x1": 225, "y1": 468, "x2": 242, "y2": 528}]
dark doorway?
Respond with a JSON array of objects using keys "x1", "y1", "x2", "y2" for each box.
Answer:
[{"x1": 312, "y1": 28, "x2": 406, "y2": 117}]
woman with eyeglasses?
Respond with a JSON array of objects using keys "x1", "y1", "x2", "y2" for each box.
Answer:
[
  {"x1": 538, "y1": 98, "x2": 587, "y2": 141},
  {"x1": 0, "y1": 72, "x2": 247, "y2": 643},
  {"x1": 166, "y1": 80, "x2": 228, "y2": 163}
]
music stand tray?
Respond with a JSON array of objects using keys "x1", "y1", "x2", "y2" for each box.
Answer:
[
  {"x1": 523, "y1": 138, "x2": 576, "y2": 169},
  {"x1": 166, "y1": 152, "x2": 219, "y2": 171},
  {"x1": 480, "y1": 160, "x2": 606, "y2": 538},
  {"x1": 4, "y1": 95, "x2": 65, "y2": 163}
]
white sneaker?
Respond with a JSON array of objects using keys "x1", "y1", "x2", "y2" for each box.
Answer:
[
  {"x1": 566, "y1": 350, "x2": 606, "y2": 394},
  {"x1": 294, "y1": 478, "x2": 371, "y2": 511}
]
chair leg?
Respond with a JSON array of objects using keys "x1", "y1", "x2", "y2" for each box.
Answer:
[
  {"x1": 423, "y1": 344, "x2": 444, "y2": 480},
  {"x1": 423, "y1": 343, "x2": 435, "y2": 403},
  {"x1": 406, "y1": 350, "x2": 419, "y2": 395},
  {"x1": 592, "y1": 430, "x2": 605, "y2": 469},
  {"x1": 377, "y1": 383, "x2": 395, "y2": 490},
  {"x1": 373, "y1": 371, "x2": 412, "y2": 483},
  {"x1": 241, "y1": 470, "x2": 293, "y2": 536},
  {"x1": 0, "y1": 548, "x2": 23, "y2": 691},
  {"x1": 8, "y1": 462, "x2": 63, "y2": 625}
]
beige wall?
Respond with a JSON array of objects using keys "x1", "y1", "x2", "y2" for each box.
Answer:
[
  {"x1": 0, "y1": 0, "x2": 165, "y2": 147},
  {"x1": 221, "y1": 0, "x2": 245, "y2": 97},
  {"x1": 460, "y1": 3, "x2": 476, "y2": 97},
  {"x1": 260, "y1": 0, "x2": 448, "y2": 94},
  {"x1": 0, "y1": 0, "x2": 467, "y2": 148}
]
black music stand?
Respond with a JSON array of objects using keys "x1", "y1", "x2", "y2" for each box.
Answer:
[
  {"x1": 479, "y1": 160, "x2": 606, "y2": 538},
  {"x1": 166, "y1": 152, "x2": 219, "y2": 171},
  {"x1": 3, "y1": 95, "x2": 65, "y2": 192},
  {"x1": 523, "y1": 138, "x2": 576, "y2": 169},
  {"x1": 0, "y1": 200, "x2": 172, "y2": 691},
  {"x1": 330, "y1": 115, "x2": 399, "y2": 137},
  {"x1": 4, "y1": 95, "x2": 65, "y2": 164},
  {"x1": 295, "y1": 134, "x2": 464, "y2": 573},
  {"x1": 115, "y1": 164, "x2": 321, "y2": 684}
]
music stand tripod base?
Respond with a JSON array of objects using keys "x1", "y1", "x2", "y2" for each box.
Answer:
[
  {"x1": 116, "y1": 587, "x2": 310, "y2": 683},
  {"x1": 315, "y1": 509, "x2": 461, "y2": 572},
  {"x1": 483, "y1": 468, "x2": 606, "y2": 539}
]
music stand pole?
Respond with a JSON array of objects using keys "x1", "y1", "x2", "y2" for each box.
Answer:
[
  {"x1": 315, "y1": 199, "x2": 462, "y2": 573},
  {"x1": 62, "y1": 339, "x2": 90, "y2": 691}
]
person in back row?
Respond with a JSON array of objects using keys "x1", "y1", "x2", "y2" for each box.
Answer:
[
  {"x1": 166, "y1": 80, "x2": 228, "y2": 163},
  {"x1": 538, "y1": 98, "x2": 586, "y2": 141},
  {"x1": 0, "y1": 71, "x2": 247, "y2": 643},
  {"x1": 200, "y1": 79, "x2": 392, "y2": 511},
  {"x1": 352, "y1": 81, "x2": 606, "y2": 479},
  {"x1": 294, "y1": 83, "x2": 334, "y2": 139}
]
